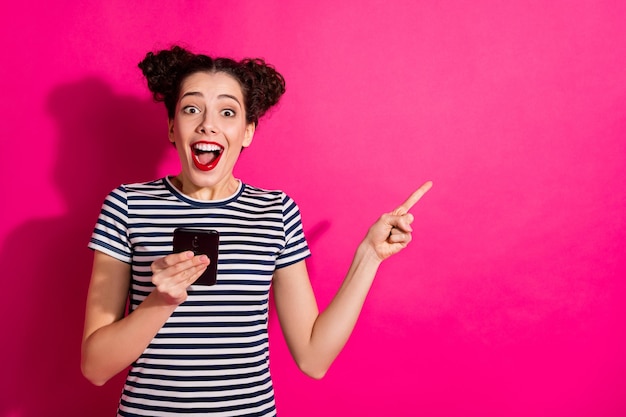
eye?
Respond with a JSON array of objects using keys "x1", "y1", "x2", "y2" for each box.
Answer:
[
  {"x1": 221, "y1": 109, "x2": 236, "y2": 117},
  {"x1": 183, "y1": 106, "x2": 201, "y2": 114}
]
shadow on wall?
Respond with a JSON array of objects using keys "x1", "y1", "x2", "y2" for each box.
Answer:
[{"x1": 0, "y1": 78, "x2": 172, "y2": 417}]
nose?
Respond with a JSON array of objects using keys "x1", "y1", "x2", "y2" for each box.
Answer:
[{"x1": 198, "y1": 112, "x2": 218, "y2": 135}]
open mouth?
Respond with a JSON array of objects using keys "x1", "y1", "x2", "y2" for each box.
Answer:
[{"x1": 191, "y1": 142, "x2": 224, "y2": 171}]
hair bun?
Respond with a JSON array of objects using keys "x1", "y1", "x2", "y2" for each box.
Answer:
[
  {"x1": 138, "y1": 46, "x2": 195, "y2": 102},
  {"x1": 240, "y1": 58, "x2": 286, "y2": 122}
]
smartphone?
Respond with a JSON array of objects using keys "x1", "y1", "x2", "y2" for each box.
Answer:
[{"x1": 172, "y1": 227, "x2": 219, "y2": 286}]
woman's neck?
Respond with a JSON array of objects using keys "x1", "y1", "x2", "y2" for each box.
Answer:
[{"x1": 169, "y1": 175, "x2": 240, "y2": 201}]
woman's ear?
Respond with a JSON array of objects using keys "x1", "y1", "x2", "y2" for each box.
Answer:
[
  {"x1": 168, "y1": 119, "x2": 175, "y2": 143},
  {"x1": 243, "y1": 123, "x2": 256, "y2": 148}
]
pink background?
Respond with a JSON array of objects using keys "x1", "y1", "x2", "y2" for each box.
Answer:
[{"x1": 1, "y1": 1, "x2": 625, "y2": 416}]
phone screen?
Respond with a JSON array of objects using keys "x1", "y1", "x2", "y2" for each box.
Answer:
[{"x1": 172, "y1": 228, "x2": 219, "y2": 286}]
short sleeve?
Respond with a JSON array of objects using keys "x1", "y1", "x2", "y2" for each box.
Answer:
[
  {"x1": 87, "y1": 185, "x2": 132, "y2": 264},
  {"x1": 275, "y1": 193, "x2": 311, "y2": 269}
]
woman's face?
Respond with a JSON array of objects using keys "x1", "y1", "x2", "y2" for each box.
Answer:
[{"x1": 168, "y1": 71, "x2": 255, "y2": 199}]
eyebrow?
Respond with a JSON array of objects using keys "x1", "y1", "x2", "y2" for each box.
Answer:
[{"x1": 180, "y1": 91, "x2": 242, "y2": 106}]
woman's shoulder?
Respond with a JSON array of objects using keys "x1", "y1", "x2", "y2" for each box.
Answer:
[
  {"x1": 240, "y1": 183, "x2": 302, "y2": 210},
  {"x1": 103, "y1": 177, "x2": 164, "y2": 193},
  {"x1": 122, "y1": 177, "x2": 167, "y2": 190},
  {"x1": 242, "y1": 183, "x2": 298, "y2": 201},
  {"x1": 103, "y1": 178, "x2": 169, "y2": 200},
  {"x1": 242, "y1": 183, "x2": 283, "y2": 196}
]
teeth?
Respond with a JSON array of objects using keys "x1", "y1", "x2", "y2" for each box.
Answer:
[{"x1": 194, "y1": 143, "x2": 222, "y2": 152}]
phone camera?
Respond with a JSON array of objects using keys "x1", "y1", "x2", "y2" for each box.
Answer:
[{"x1": 192, "y1": 236, "x2": 199, "y2": 249}]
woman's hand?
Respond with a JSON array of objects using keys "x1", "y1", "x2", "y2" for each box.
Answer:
[
  {"x1": 150, "y1": 251, "x2": 210, "y2": 305},
  {"x1": 364, "y1": 181, "x2": 432, "y2": 261}
]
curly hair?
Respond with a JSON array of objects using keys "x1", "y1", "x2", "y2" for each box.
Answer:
[{"x1": 138, "y1": 45, "x2": 286, "y2": 126}]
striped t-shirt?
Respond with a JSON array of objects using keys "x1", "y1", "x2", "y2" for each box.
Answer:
[{"x1": 88, "y1": 177, "x2": 311, "y2": 417}]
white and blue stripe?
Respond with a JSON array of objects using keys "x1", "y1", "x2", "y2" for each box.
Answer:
[{"x1": 88, "y1": 177, "x2": 310, "y2": 416}]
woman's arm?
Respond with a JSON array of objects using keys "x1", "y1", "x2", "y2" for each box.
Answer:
[
  {"x1": 273, "y1": 182, "x2": 432, "y2": 379},
  {"x1": 81, "y1": 250, "x2": 210, "y2": 386}
]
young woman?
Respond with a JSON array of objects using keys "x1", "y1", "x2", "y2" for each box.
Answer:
[{"x1": 81, "y1": 45, "x2": 432, "y2": 416}]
